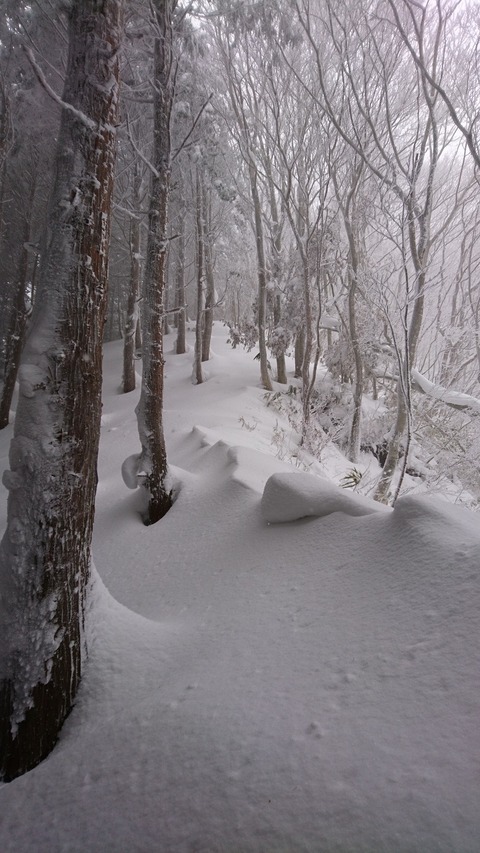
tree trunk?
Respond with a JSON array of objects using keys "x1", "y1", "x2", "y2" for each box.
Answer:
[
  {"x1": 174, "y1": 197, "x2": 186, "y2": 355},
  {"x1": 0, "y1": 0, "x2": 123, "y2": 782},
  {"x1": 135, "y1": 315, "x2": 142, "y2": 352},
  {"x1": 344, "y1": 181, "x2": 364, "y2": 463},
  {"x1": 202, "y1": 212, "x2": 215, "y2": 363},
  {"x1": 373, "y1": 384, "x2": 408, "y2": 503},
  {"x1": 347, "y1": 272, "x2": 364, "y2": 463},
  {"x1": 193, "y1": 168, "x2": 204, "y2": 385},
  {"x1": 249, "y1": 162, "x2": 272, "y2": 391},
  {"x1": 294, "y1": 327, "x2": 305, "y2": 379},
  {"x1": 134, "y1": 0, "x2": 174, "y2": 525},
  {"x1": 122, "y1": 163, "x2": 141, "y2": 393},
  {"x1": 375, "y1": 204, "x2": 429, "y2": 502},
  {"x1": 266, "y1": 173, "x2": 287, "y2": 385},
  {"x1": 274, "y1": 293, "x2": 287, "y2": 384},
  {"x1": 163, "y1": 260, "x2": 171, "y2": 336},
  {"x1": 301, "y1": 261, "x2": 314, "y2": 430}
]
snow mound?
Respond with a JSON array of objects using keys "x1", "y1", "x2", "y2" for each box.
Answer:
[
  {"x1": 392, "y1": 493, "x2": 480, "y2": 547},
  {"x1": 120, "y1": 453, "x2": 142, "y2": 489},
  {"x1": 261, "y1": 471, "x2": 384, "y2": 523}
]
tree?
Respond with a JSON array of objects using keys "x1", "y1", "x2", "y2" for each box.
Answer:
[
  {"x1": 293, "y1": 0, "x2": 463, "y2": 501},
  {"x1": 213, "y1": 10, "x2": 274, "y2": 391},
  {"x1": 387, "y1": 0, "x2": 480, "y2": 171},
  {"x1": 128, "y1": 0, "x2": 176, "y2": 525},
  {"x1": 122, "y1": 159, "x2": 143, "y2": 393},
  {"x1": 0, "y1": 8, "x2": 61, "y2": 428},
  {"x1": 0, "y1": 0, "x2": 124, "y2": 782}
]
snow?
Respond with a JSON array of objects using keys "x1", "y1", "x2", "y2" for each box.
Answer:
[
  {"x1": 412, "y1": 367, "x2": 480, "y2": 414},
  {"x1": 120, "y1": 452, "x2": 143, "y2": 489},
  {"x1": 0, "y1": 326, "x2": 479, "y2": 852},
  {"x1": 261, "y1": 470, "x2": 386, "y2": 522}
]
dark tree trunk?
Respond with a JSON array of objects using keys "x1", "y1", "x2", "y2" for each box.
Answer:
[
  {"x1": 0, "y1": 0, "x2": 124, "y2": 782},
  {"x1": 273, "y1": 293, "x2": 287, "y2": 384},
  {"x1": 135, "y1": 316, "x2": 142, "y2": 352}
]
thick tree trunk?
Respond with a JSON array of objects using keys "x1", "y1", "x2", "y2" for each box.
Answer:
[
  {"x1": 134, "y1": 0, "x2": 174, "y2": 525},
  {"x1": 0, "y1": 0, "x2": 123, "y2": 782}
]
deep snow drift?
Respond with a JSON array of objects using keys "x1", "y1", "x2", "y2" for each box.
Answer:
[{"x1": 0, "y1": 328, "x2": 479, "y2": 852}]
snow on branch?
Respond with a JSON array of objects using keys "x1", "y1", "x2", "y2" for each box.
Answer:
[
  {"x1": 319, "y1": 315, "x2": 340, "y2": 332},
  {"x1": 23, "y1": 47, "x2": 97, "y2": 131},
  {"x1": 411, "y1": 368, "x2": 480, "y2": 415}
]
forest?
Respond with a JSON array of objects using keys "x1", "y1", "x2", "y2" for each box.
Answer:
[{"x1": 0, "y1": 0, "x2": 479, "y2": 836}]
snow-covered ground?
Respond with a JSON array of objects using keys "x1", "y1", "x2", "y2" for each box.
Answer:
[{"x1": 0, "y1": 326, "x2": 479, "y2": 852}]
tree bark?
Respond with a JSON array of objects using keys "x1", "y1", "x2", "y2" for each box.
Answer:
[
  {"x1": 134, "y1": 0, "x2": 175, "y2": 525},
  {"x1": 0, "y1": 0, "x2": 123, "y2": 782}
]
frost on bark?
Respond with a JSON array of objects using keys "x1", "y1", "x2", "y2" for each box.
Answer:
[
  {"x1": 0, "y1": 0, "x2": 123, "y2": 782},
  {"x1": 133, "y1": 0, "x2": 175, "y2": 525}
]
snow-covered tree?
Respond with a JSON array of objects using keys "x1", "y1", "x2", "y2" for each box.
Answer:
[
  {"x1": 0, "y1": 0, "x2": 124, "y2": 781},
  {"x1": 127, "y1": 0, "x2": 176, "y2": 525}
]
